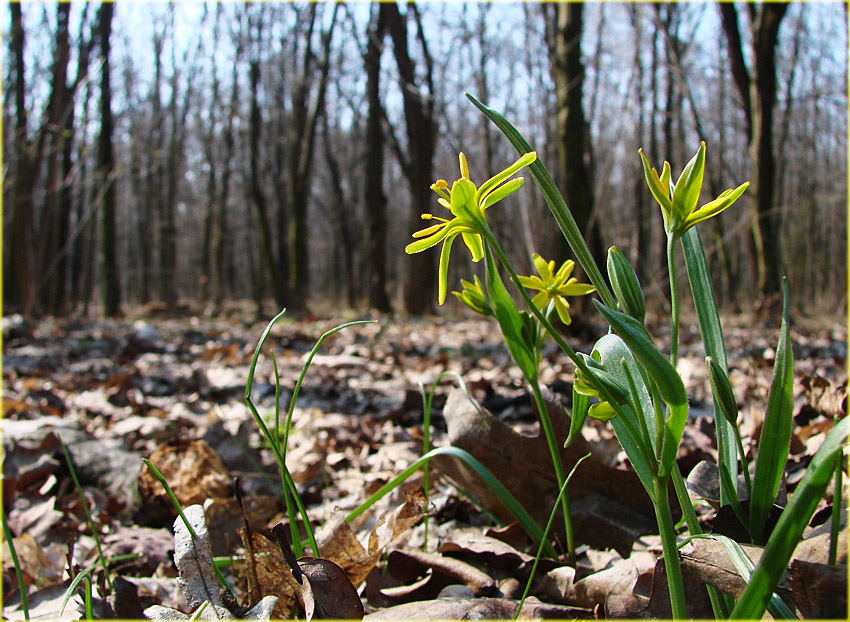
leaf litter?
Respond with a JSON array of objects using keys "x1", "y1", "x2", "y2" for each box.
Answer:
[{"x1": 1, "y1": 311, "x2": 846, "y2": 619}]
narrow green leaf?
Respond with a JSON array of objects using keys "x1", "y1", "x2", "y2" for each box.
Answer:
[
  {"x1": 594, "y1": 302, "x2": 688, "y2": 478},
  {"x1": 682, "y1": 227, "x2": 738, "y2": 507},
  {"x1": 750, "y1": 279, "x2": 793, "y2": 544},
  {"x1": 593, "y1": 302, "x2": 686, "y2": 407},
  {"x1": 346, "y1": 446, "x2": 558, "y2": 558},
  {"x1": 566, "y1": 387, "x2": 591, "y2": 447},
  {"x1": 485, "y1": 245, "x2": 538, "y2": 381},
  {"x1": 466, "y1": 93, "x2": 616, "y2": 310},
  {"x1": 732, "y1": 416, "x2": 850, "y2": 619},
  {"x1": 607, "y1": 246, "x2": 646, "y2": 322},
  {"x1": 681, "y1": 534, "x2": 796, "y2": 620}
]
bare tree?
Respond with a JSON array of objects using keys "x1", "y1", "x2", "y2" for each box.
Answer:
[
  {"x1": 720, "y1": 3, "x2": 788, "y2": 300},
  {"x1": 381, "y1": 1, "x2": 438, "y2": 315},
  {"x1": 97, "y1": 2, "x2": 120, "y2": 317},
  {"x1": 545, "y1": 3, "x2": 603, "y2": 270},
  {"x1": 363, "y1": 2, "x2": 390, "y2": 311}
]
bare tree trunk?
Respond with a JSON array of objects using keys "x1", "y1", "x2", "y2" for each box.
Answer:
[
  {"x1": 363, "y1": 3, "x2": 390, "y2": 312},
  {"x1": 97, "y1": 2, "x2": 120, "y2": 317},
  {"x1": 285, "y1": 4, "x2": 339, "y2": 310},
  {"x1": 546, "y1": 3, "x2": 603, "y2": 270},
  {"x1": 382, "y1": 2, "x2": 438, "y2": 315},
  {"x1": 720, "y1": 3, "x2": 788, "y2": 300},
  {"x1": 248, "y1": 56, "x2": 283, "y2": 308}
]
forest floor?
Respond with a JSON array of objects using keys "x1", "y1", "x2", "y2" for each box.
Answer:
[{"x1": 2, "y1": 308, "x2": 846, "y2": 620}]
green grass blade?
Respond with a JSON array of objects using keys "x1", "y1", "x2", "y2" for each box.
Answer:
[
  {"x1": 346, "y1": 446, "x2": 558, "y2": 558},
  {"x1": 749, "y1": 279, "x2": 793, "y2": 544},
  {"x1": 732, "y1": 415, "x2": 850, "y2": 619},
  {"x1": 466, "y1": 93, "x2": 615, "y2": 310},
  {"x1": 681, "y1": 227, "x2": 739, "y2": 507},
  {"x1": 515, "y1": 454, "x2": 590, "y2": 620},
  {"x1": 59, "y1": 438, "x2": 112, "y2": 591},
  {"x1": 681, "y1": 533, "x2": 796, "y2": 619},
  {"x1": 2, "y1": 510, "x2": 30, "y2": 621}
]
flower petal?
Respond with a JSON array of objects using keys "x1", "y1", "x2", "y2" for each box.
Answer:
[
  {"x1": 671, "y1": 142, "x2": 706, "y2": 222},
  {"x1": 406, "y1": 226, "x2": 450, "y2": 254},
  {"x1": 411, "y1": 224, "x2": 443, "y2": 239},
  {"x1": 462, "y1": 232, "x2": 484, "y2": 262},
  {"x1": 554, "y1": 297, "x2": 572, "y2": 325},
  {"x1": 531, "y1": 290, "x2": 549, "y2": 310},
  {"x1": 532, "y1": 253, "x2": 552, "y2": 281},
  {"x1": 438, "y1": 233, "x2": 458, "y2": 305},
  {"x1": 476, "y1": 152, "x2": 536, "y2": 206},
  {"x1": 480, "y1": 177, "x2": 524, "y2": 210},
  {"x1": 518, "y1": 275, "x2": 543, "y2": 290},
  {"x1": 683, "y1": 181, "x2": 749, "y2": 231},
  {"x1": 638, "y1": 149, "x2": 672, "y2": 221},
  {"x1": 559, "y1": 283, "x2": 596, "y2": 297}
]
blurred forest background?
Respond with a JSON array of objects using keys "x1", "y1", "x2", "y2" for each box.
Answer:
[{"x1": 3, "y1": 1, "x2": 847, "y2": 319}]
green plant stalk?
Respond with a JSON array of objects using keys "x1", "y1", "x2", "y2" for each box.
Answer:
[
  {"x1": 529, "y1": 378, "x2": 574, "y2": 563},
  {"x1": 243, "y1": 309, "x2": 320, "y2": 557},
  {"x1": 667, "y1": 234, "x2": 680, "y2": 368},
  {"x1": 682, "y1": 227, "x2": 739, "y2": 507},
  {"x1": 83, "y1": 574, "x2": 93, "y2": 621},
  {"x1": 670, "y1": 465, "x2": 732, "y2": 618},
  {"x1": 515, "y1": 453, "x2": 590, "y2": 622},
  {"x1": 2, "y1": 510, "x2": 30, "y2": 621},
  {"x1": 653, "y1": 475, "x2": 686, "y2": 619},
  {"x1": 60, "y1": 439, "x2": 112, "y2": 591}
]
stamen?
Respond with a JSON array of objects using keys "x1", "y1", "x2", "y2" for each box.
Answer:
[{"x1": 435, "y1": 179, "x2": 448, "y2": 190}]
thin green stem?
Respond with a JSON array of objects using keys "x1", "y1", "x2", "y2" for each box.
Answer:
[
  {"x1": 530, "y1": 379, "x2": 575, "y2": 564},
  {"x1": 667, "y1": 234, "x2": 680, "y2": 368},
  {"x1": 653, "y1": 476, "x2": 687, "y2": 619},
  {"x1": 2, "y1": 510, "x2": 29, "y2": 621},
  {"x1": 61, "y1": 439, "x2": 112, "y2": 591},
  {"x1": 671, "y1": 464, "x2": 732, "y2": 618}
]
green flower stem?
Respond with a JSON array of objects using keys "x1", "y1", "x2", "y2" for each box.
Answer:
[
  {"x1": 653, "y1": 476, "x2": 687, "y2": 619},
  {"x1": 670, "y1": 464, "x2": 732, "y2": 618},
  {"x1": 530, "y1": 378, "x2": 575, "y2": 564},
  {"x1": 667, "y1": 234, "x2": 680, "y2": 369}
]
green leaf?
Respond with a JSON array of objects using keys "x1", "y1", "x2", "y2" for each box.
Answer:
[
  {"x1": 484, "y1": 245, "x2": 538, "y2": 381},
  {"x1": 732, "y1": 415, "x2": 850, "y2": 619},
  {"x1": 466, "y1": 92, "x2": 616, "y2": 310},
  {"x1": 682, "y1": 227, "x2": 738, "y2": 507},
  {"x1": 567, "y1": 387, "x2": 591, "y2": 447},
  {"x1": 607, "y1": 246, "x2": 646, "y2": 322},
  {"x1": 705, "y1": 356, "x2": 738, "y2": 428},
  {"x1": 682, "y1": 534, "x2": 796, "y2": 620},
  {"x1": 590, "y1": 334, "x2": 656, "y2": 493},
  {"x1": 749, "y1": 279, "x2": 793, "y2": 544},
  {"x1": 594, "y1": 301, "x2": 688, "y2": 478}
]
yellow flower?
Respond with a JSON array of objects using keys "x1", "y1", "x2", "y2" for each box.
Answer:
[
  {"x1": 405, "y1": 151, "x2": 537, "y2": 304},
  {"x1": 638, "y1": 142, "x2": 749, "y2": 236},
  {"x1": 518, "y1": 254, "x2": 595, "y2": 325}
]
